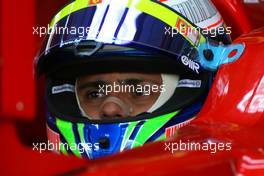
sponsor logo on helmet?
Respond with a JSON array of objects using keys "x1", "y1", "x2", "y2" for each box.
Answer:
[
  {"x1": 177, "y1": 79, "x2": 201, "y2": 88},
  {"x1": 181, "y1": 55, "x2": 200, "y2": 74},
  {"x1": 52, "y1": 84, "x2": 75, "y2": 94},
  {"x1": 90, "y1": 0, "x2": 103, "y2": 5},
  {"x1": 176, "y1": 18, "x2": 201, "y2": 46}
]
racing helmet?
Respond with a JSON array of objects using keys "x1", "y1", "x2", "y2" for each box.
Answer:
[{"x1": 36, "y1": 0, "x2": 241, "y2": 159}]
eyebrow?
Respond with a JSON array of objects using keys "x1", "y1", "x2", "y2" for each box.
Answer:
[
  {"x1": 78, "y1": 78, "x2": 160, "y2": 90},
  {"x1": 120, "y1": 78, "x2": 161, "y2": 86},
  {"x1": 78, "y1": 80, "x2": 108, "y2": 90},
  {"x1": 119, "y1": 79, "x2": 144, "y2": 85}
]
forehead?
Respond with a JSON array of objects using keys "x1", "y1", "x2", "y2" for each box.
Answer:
[{"x1": 77, "y1": 72, "x2": 162, "y2": 83}]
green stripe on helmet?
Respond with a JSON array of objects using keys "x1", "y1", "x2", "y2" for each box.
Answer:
[
  {"x1": 77, "y1": 123, "x2": 91, "y2": 158},
  {"x1": 121, "y1": 121, "x2": 139, "y2": 150},
  {"x1": 60, "y1": 143, "x2": 68, "y2": 155},
  {"x1": 77, "y1": 123, "x2": 85, "y2": 144},
  {"x1": 132, "y1": 111, "x2": 178, "y2": 148},
  {"x1": 56, "y1": 118, "x2": 81, "y2": 157}
]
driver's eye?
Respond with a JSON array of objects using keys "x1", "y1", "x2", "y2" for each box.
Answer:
[
  {"x1": 133, "y1": 83, "x2": 151, "y2": 97},
  {"x1": 85, "y1": 90, "x2": 105, "y2": 100},
  {"x1": 134, "y1": 89, "x2": 150, "y2": 96}
]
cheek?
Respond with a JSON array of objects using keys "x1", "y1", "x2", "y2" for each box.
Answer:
[
  {"x1": 130, "y1": 103, "x2": 152, "y2": 116},
  {"x1": 80, "y1": 103, "x2": 100, "y2": 118},
  {"x1": 129, "y1": 94, "x2": 160, "y2": 115},
  {"x1": 78, "y1": 95, "x2": 103, "y2": 118}
]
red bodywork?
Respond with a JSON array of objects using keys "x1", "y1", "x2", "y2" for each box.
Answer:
[{"x1": 0, "y1": 0, "x2": 263, "y2": 175}]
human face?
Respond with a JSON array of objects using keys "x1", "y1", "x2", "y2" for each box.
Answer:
[{"x1": 76, "y1": 73, "x2": 162, "y2": 120}]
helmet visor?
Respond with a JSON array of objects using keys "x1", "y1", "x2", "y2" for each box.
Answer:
[{"x1": 38, "y1": 2, "x2": 206, "y2": 75}]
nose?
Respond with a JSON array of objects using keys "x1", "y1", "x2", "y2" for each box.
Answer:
[{"x1": 100, "y1": 102, "x2": 127, "y2": 118}]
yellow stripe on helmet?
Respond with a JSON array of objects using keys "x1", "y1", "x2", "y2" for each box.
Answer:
[
  {"x1": 50, "y1": 0, "x2": 103, "y2": 28},
  {"x1": 135, "y1": 0, "x2": 206, "y2": 47},
  {"x1": 49, "y1": 0, "x2": 206, "y2": 47}
]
